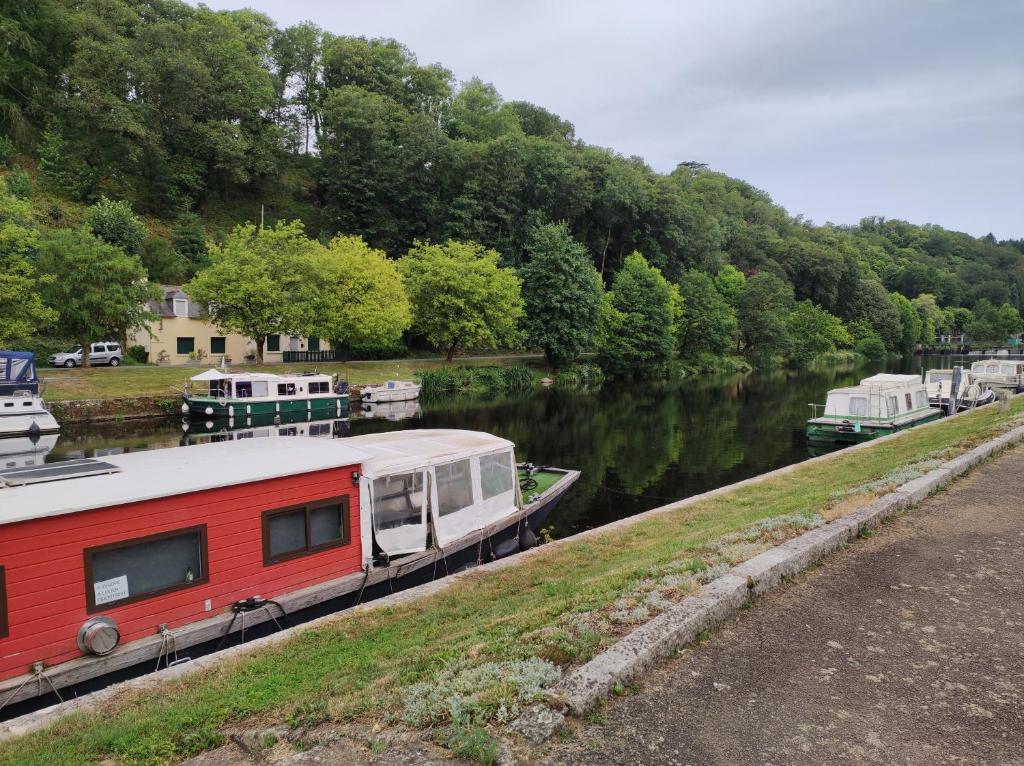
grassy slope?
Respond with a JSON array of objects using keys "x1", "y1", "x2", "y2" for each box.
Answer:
[
  {"x1": 40, "y1": 355, "x2": 546, "y2": 401},
  {"x1": 1, "y1": 399, "x2": 1021, "y2": 765}
]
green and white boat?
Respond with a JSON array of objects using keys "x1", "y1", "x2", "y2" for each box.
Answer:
[
  {"x1": 807, "y1": 373, "x2": 942, "y2": 446},
  {"x1": 181, "y1": 368, "x2": 349, "y2": 420}
]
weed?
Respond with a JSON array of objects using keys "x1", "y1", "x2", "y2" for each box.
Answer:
[
  {"x1": 369, "y1": 738, "x2": 389, "y2": 755},
  {"x1": 287, "y1": 699, "x2": 330, "y2": 730},
  {"x1": 446, "y1": 721, "x2": 500, "y2": 766}
]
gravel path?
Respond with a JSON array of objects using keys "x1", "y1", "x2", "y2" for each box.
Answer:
[{"x1": 543, "y1": 443, "x2": 1024, "y2": 766}]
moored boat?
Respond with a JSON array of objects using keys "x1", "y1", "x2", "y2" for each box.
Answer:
[
  {"x1": 181, "y1": 369, "x2": 349, "y2": 419},
  {"x1": 0, "y1": 430, "x2": 578, "y2": 712},
  {"x1": 969, "y1": 359, "x2": 1024, "y2": 393},
  {"x1": 923, "y1": 367, "x2": 996, "y2": 412},
  {"x1": 361, "y1": 380, "x2": 421, "y2": 404},
  {"x1": 807, "y1": 373, "x2": 942, "y2": 446},
  {"x1": 0, "y1": 352, "x2": 59, "y2": 439}
]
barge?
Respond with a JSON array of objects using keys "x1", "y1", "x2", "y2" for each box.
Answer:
[
  {"x1": 807, "y1": 373, "x2": 942, "y2": 446},
  {"x1": 0, "y1": 430, "x2": 578, "y2": 711},
  {"x1": 181, "y1": 369, "x2": 349, "y2": 420}
]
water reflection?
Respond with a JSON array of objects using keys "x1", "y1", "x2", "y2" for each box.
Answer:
[{"x1": 39, "y1": 356, "x2": 959, "y2": 537}]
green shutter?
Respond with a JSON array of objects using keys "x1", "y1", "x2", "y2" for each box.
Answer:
[
  {"x1": 176, "y1": 337, "x2": 195, "y2": 355},
  {"x1": 210, "y1": 337, "x2": 226, "y2": 354},
  {"x1": 266, "y1": 335, "x2": 280, "y2": 352},
  {"x1": 308, "y1": 337, "x2": 319, "y2": 352}
]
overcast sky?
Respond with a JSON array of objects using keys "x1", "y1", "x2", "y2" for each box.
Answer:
[{"x1": 198, "y1": 0, "x2": 1023, "y2": 239}]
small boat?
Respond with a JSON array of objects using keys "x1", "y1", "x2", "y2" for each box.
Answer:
[
  {"x1": 181, "y1": 368, "x2": 349, "y2": 419},
  {"x1": 361, "y1": 399, "x2": 421, "y2": 421},
  {"x1": 807, "y1": 373, "x2": 942, "y2": 446},
  {"x1": 361, "y1": 380, "x2": 420, "y2": 404},
  {"x1": 968, "y1": 359, "x2": 1024, "y2": 393},
  {"x1": 0, "y1": 430, "x2": 578, "y2": 711},
  {"x1": 923, "y1": 368, "x2": 996, "y2": 412},
  {"x1": 0, "y1": 352, "x2": 59, "y2": 439}
]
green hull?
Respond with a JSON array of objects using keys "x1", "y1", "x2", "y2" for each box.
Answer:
[
  {"x1": 185, "y1": 395, "x2": 349, "y2": 420},
  {"x1": 806, "y1": 411, "x2": 942, "y2": 445}
]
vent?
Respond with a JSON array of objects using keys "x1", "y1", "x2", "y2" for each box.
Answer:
[{"x1": 0, "y1": 458, "x2": 121, "y2": 487}]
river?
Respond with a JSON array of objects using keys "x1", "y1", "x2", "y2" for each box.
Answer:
[{"x1": 27, "y1": 355, "x2": 971, "y2": 538}]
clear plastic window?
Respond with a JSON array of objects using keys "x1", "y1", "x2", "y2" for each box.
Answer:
[
  {"x1": 373, "y1": 473, "x2": 425, "y2": 530},
  {"x1": 479, "y1": 452, "x2": 514, "y2": 500},
  {"x1": 850, "y1": 397, "x2": 867, "y2": 416},
  {"x1": 436, "y1": 459, "x2": 475, "y2": 516},
  {"x1": 888, "y1": 395, "x2": 899, "y2": 415}
]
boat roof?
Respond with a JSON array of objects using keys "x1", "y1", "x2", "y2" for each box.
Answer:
[
  {"x1": 859, "y1": 373, "x2": 921, "y2": 385},
  {"x1": 0, "y1": 429, "x2": 512, "y2": 527},
  {"x1": 190, "y1": 369, "x2": 331, "y2": 381},
  {"x1": 828, "y1": 381, "x2": 924, "y2": 396}
]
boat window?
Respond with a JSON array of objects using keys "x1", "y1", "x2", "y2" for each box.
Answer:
[
  {"x1": 987, "y1": 364, "x2": 999, "y2": 373},
  {"x1": 480, "y1": 451, "x2": 515, "y2": 500},
  {"x1": 250, "y1": 381, "x2": 269, "y2": 397},
  {"x1": 436, "y1": 459, "x2": 475, "y2": 517},
  {"x1": 277, "y1": 383, "x2": 297, "y2": 396},
  {"x1": 263, "y1": 498, "x2": 350, "y2": 565},
  {"x1": 905, "y1": 393, "x2": 913, "y2": 410},
  {"x1": 236, "y1": 381, "x2": 252, "y2": 397},
  {"x1": 0, "y1": 565, "x2": 7, "y2": 639},
  {"x1": 932, "y1": 372, "x2": 952, "y2": 382},
  {"x1": 309, "y1": 381, "x2": 330, "y2": 394},
  {"x1": 849, "y1": 397, "x2": 867, "y2": 416},
  {"x1": 888, "y1": 395, "x2": 899, "y2": 415},
  {"x1": 373, "y1": 473, "x2": 425, "y2": 531},
  {"x1": 84, "y1": 526, "x2": 208, "y2": 612}
]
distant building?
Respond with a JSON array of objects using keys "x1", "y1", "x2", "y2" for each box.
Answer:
[
  {"x1": 131, "y1": 286, "x2": 329, "y2": 365},
  {"x1": 937, "y1": 333, "x2": 967, "y2": 346}
]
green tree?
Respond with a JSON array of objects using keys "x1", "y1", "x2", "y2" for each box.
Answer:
[
  {"x1": 86, "y1": 196, "x2": 147, "y2": 256},
  {"x1": 714, "y1": 264, "x2": 746, "y2": 308},
  {"x1": 303, "y1": 236, "x2": 412, "y2": 355},
  {"x1": 968, "y1": 299, "x2": 1023, "y2": 345},
  {"x1": 185, "y1": 221, "x2": 318, "y2": 363},
  {"x1": 844, "y1": 279, "x2": 902, "y2": 352},
  {"x1": 0, "y1": 192, "x2": 57, "y2": 347},
  {"x1": 171, "y1": 213, "x2": 209, "y2": 277},
  {"x1": 890, "y1": 292, "x2": 922, "y2": 353},
  {"x1": 596, "y1": 252, "x2": 677, "y2": 378},
  {"x1": 737, "y1": 272, "x2": 794, "y2": 366},
  {"x1": 399, "y1": 240, "x2": 524, "y2": 361},
  {"x1": 785, "y1": 301, "x2": 851, "y2": 365},
  {"x1": 519, "y1": 222, "x2": 603, "y2": 368},
  {"x1": 36, "y1": 228, "x2": 157, "y2": 366},
  {"x1": 911, "y1": 293, "x2": 943, "y2": 345},
  {"x1": 676, "y1": 269, "x2": 737, "y2": 357}
]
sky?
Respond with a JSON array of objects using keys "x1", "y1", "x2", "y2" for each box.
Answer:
[{"x1": 197, "y1": 0, "x2": 1024, "y2": 239}]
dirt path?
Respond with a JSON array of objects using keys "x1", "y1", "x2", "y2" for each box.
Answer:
[{"x1": 543, "y1": 444, "x2": 1024, "y2": 766}]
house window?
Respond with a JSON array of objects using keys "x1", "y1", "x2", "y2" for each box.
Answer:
[
  {"x1": 479, "y1": 451, "x2": 515, "y2": 500},
  {"x1": 84, "y1": 526, "x2": 208, "y2": 612},
  {"x1": 0, "y1": 565, "x2": 7, "y2": 639},
  {"x1": 176, "y1": 337, "x2": 195, "y2": 355},
  {"x1": 210, "y1": 337, "x2": 226, "y2": 354},
  {"x1": 266, "y1": 335, "x2": 281, "y2": 352},
  {"x1": 308, "y1": 337, "x2": 320, "y2": 352},
  {"x1": 173, "y1": 298, "x2": 188, "y2": 317},
  {"x1": 436, "y1": 459, "x2": 475, "y2": 516},
  {"x1": 262, "y1": 498, "x2": 350, "y2": 565}
]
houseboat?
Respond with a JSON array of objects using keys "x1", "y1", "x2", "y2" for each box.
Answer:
[
  {"x1": 807, "y1": 373, "x2": 942, "y2": 446},
  {"x1": 0, "y1": 352, "x2": 59, "y2": 439},
  {"x1": 0, "y1": 430, "x2": 578, "y2": 711},
  {"x1": 361, "y1": 380, "x2": 421, "y2": 404},
  {"x1": 923, "y1": 368, "x2": 995, "y2": 413},
  {"x1": 181, "y1": 369, "x2": 349, "y2": 419},
  {"x1": 969, "y1": 359, "x2": 1024, "y2": 393}
]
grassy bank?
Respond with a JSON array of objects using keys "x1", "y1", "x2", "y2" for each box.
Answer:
[
  {"x1": 39, "y1": 354, "x2": 546, "y2": 402},
  {"x1": 2, "y1": 400, "x2": 1022, "y2": 765}
]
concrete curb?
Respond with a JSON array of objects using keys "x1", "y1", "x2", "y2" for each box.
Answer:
[
  {"x1": 554, "y1": 420, "x2": 1024, "y2": 718},
  {"x1": 1, "y1": 405, "x2": 1020, "y2": 741}
]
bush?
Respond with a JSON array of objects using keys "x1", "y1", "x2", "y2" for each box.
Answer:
[
  {"x1": 415, "y1": 365, "x2": 539, "y2": 397},
  {"x1": 127, "y1": 345, "x2": 149, "y2": 364},
  {"x1": 0, "y1": 136, "x2": 15, "y2": 167},
  {"x1": 854, "y1": 334, "x2": 887, "y2": 362},
  {"x1": 5, "y1": 170, "x2": 32, "y2": 199},
  {"x1": 553, "y1": 363, "x2": 605, "y2": 390}
]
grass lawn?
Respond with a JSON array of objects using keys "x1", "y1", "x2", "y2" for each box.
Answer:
[
  {"x1": 1, "y1": 400, "x2": 1021, "y2": 766},
  {"x1": 39, "y1": 354, "x2": 546, "y2": 402}
]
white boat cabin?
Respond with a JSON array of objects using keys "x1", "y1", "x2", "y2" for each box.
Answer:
[
  {"x1": 189, "y1": 370, "x2": 337, "y2": 400},
  {"x1": 821, "y1": 374, "x2": 932, "y2": 422},
  {"x1": 970, "y1": 359, "x2": 1023, "y2": 384},
  {"x1": 357, "y1": 430, "x2": 520, "y2": 557}
]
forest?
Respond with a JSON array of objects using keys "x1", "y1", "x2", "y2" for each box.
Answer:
[{"x1": 2, "y1": 0, "x2": 1024, "y2": 373}]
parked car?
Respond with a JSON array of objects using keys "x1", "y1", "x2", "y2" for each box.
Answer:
[{"x1": 49, "y1": 342, "x2": 123, "y2": 368}]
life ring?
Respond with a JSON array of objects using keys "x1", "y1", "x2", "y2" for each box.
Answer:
[{"x1": 217, "y1": 396, "x2": 228, "y2": 407}]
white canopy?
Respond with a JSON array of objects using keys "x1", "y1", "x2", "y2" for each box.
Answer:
[{"x1": 190, "y1": 368, "x2": 228, "y2": 381}]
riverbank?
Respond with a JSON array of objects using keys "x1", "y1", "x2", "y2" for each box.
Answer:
[{"x1": 1, "y1": 399, "x2": 1021, "y2": 766}]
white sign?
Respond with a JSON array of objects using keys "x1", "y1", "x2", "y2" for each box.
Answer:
[{"x1": 94, "y1": 575, "x2": 130, "y2": 605}]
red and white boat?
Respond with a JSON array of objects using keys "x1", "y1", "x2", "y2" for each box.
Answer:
[{"x1": 0, "y1": 430, "x2": 578, "y2": 712}]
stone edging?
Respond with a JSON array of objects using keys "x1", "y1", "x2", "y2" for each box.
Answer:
[
  {"x1": 1, "y1": 406, "x2": 1019, "y2": 741},
  {"x1": 547, "y1": 420, "x2": 1024, "y2": 724}
]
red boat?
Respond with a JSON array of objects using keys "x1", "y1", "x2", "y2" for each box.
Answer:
[{"x1": 0, "y1": 430, "x2": 578, "y2": 713}]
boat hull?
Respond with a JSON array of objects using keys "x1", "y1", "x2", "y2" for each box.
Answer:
[
  {"x1": 184, "y1": 394, "x2": 349, "y2": 419},
  {"x1": 806, "y1": 410, "x2": 943, "y2": 446},
  {"x1": 0, "y1": 468, "x2": 579, "y2": 718},
  {"x1": 0, "y1": 409, "x2": 60, "y2": 439}
]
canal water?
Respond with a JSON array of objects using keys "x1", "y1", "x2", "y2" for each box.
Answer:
[{"x1": 32, "y1": 356, "x2": 964, "y2": 538}]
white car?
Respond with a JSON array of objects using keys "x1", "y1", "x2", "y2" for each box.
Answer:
[{"x1": 49, "y1": 342, "x2": 123, "y2": 368}]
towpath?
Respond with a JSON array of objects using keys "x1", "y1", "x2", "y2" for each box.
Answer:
[{"x1": 543, "y1": 443, "x2": 1024, "y2": 765}]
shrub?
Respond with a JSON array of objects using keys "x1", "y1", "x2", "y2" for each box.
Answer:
[
  {"x1": 0, "y1": 136, "x2": 15, "y2": 167},
  {"x1": 127, "y1": 345, "x2": 149, "y2": 364},
  {"x1": 414, "y1": 365, "x2": 538, "y2": 397},
  {"x1": 5, "y1": 170, "x2": 32, "y2": 199},
  {"x1": 553, "y1": 363, "x2": 605, "y2": 390}
]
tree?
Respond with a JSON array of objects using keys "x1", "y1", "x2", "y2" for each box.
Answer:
[
  {"x1": 737, "y1": 272, "x2": 794, "y2": 366},
  {"x1": 399, "y1": 240, "x2": 524, "y2": 361},
  {"x1": 596, "y1": 252, "x2": 677, "y2": 378},
  {"x1": 86, "y1": 196, "x2": 147, "y2": 256},
  {"x1": 844, "y1": 279, "x2": 903, "y2": 352},
  {"x1": 35, "y1": 228, "x2": 157, "y2": 366},
  {"x1": 519, "y1": 222, "x2": 603, "y2": 368},
  {"x1": 0, "y1": 192, "x2": 57, "y2": 346},
  {"x1": 968, "y1": 300, "x2": 1023, "y2": 345},
  {"x1": 911, "y1": 293, "x2": 943, "y2": 345},
  {"x1": 171, "y1": 213, "x2": 209, "y2": 277},
  {"x1": 303, "y1": 236, "x2": 412, "y2": 355},
  {"x1": 785, "y1": 301, "x2": 851, "y2": 365},
  {"x1": 890, "y1": 292, "x2": 922, "y2": 354},
  {"x1": 848, "y1": 321, "x2": 888, "y2": 362},
  {"x1": 185, "y1": 221, "x2": 318, "y2": 363},
  {"x1": 676, "y1": 270, "x2": 737, "y2": 357},
  {"x1": 714, "y1": 264, "x2": 746, "y2": 308}
]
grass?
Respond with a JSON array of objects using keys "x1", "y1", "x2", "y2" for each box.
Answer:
[
  {"x1": 39, "y1": 354, "x2": 546, "y2": 402},
  {"x1": 1, "y1": 400, "x2": 1022, "y2": 766}
]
